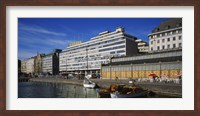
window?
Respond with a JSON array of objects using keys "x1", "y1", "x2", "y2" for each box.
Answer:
[
  {"x1": 179, "y1": 36, "x2": 182, "y2": 40},
  {"x1": 151, "y1": 41, "x2": 153, "y2": 44},
  {"x1": 173, "y1": 44, "x2": 176, "y2": 48},
  {"x1": 162, "y1": 39, "x2": 165, "y2": 43},
  {"x1": 157, "y1": 46, "x2": 160, "y2": 50},
  {"x1": 168, "y1": 45, "x2": 170, "y2": 49},
  {"x1": 157, "y1": 40, "x2": 160, "y2": 43},
  {"x1": 110, "y1": 51, "x2": 115, "y2": 54},
  {"x1": 162, "y1": 45, "x2": 165, "y2": 50},
  {"x1": 167, "y1": 38, "x2": 170, "y2": 42},
  {"x1": 117, "y1": 50, "x2": 125, "y2": 53},
  {"x1": 173, "y1": 37, "x2": 176, "y2": 41},
  {"x1": 179, "y1": 43, "x2": 182, "y2": 47},
  {"x1": 151, "y1": 47, "x2": 153, "y2": 51}
]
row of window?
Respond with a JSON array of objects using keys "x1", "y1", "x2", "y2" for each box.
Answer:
[
  {"x1": 112, "y1": 51, "x2": 182, "y2": 62},
  {"x1": 151, "y1": 43, "x2": 182, "y2": 51},
  {"x1": 149, "y1": 29, "x2": 182, "y2": 39},
  {"x1": 102, "y1": 63, "x2": 182, "y2": 71},
  {"x1": 103, "y1": 41, "x2": 125, "y2": 47},
  {"x1": 62, "y1": 39, "x2": 124, "y2": 56},
  {"x1": 99, "y1": 45, "x2": 125, "y2": 52},
  {"x1": 67, "y1": 37, "x2": 123, "y2": 52},
  {"x1": 151, "y1": 36, "x2": 182, "y2": 45}
]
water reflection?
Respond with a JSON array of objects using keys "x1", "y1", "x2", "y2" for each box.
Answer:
[
  {"x1": 18, "y1": 82, "x2": 98, "y2": 98},
  {"x1": 18, "y1": 82, "x2": 176, "y2": 98}
]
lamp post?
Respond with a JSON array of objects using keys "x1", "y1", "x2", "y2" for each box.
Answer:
[
  {"x1": 85, "y1": 46, "x2": 89, "y2": 76},
  {"x1": 66, "y1": 54, "x2": 67, "y2": 74}
]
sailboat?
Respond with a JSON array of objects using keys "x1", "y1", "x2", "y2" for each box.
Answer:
[
  {"x1": 83, "y1": 76, "x2": 96, "y2": 88},
  {"x1": 83, "y1": 47, "x2": 96, "y2": 88}
]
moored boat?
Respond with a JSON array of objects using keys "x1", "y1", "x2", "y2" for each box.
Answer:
[
  {"x1": 110, "y1": 90, "x2": 148, "y2": 98},
  {"x1": 83, "y1": 78, "x2": 96, "y2": 88},
  {"x1": 99, "y1": 84, "x2": 148, "y2": 98}
]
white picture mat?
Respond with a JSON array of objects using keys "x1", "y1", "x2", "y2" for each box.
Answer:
[{"x1": 6, "y1": 6, "x2": 194, "y2": 110}]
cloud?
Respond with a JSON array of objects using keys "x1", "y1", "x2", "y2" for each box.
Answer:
[{"x1": 19, "y1": 23, "x2": 67, "y2": 36}]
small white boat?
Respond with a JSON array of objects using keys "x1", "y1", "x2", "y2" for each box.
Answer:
[
  {"x1": 110, "y1": 91, "x2": 148, "y2": 98},
  {"x1": 83, "y1": 79, "x2": 96, "y2": 88}
]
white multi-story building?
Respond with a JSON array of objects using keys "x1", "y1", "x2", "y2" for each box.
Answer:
[
  {"x1": 59, "y1": 27, "x2": 139, "y2": 74},
  {"x1": 42, "y1": 49, "x2": 61, "y2": 75},
  {"x1": 148, "y1": 18, "x2": 182, "y2": 51}
]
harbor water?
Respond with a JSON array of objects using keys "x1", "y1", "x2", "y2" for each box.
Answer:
[
  {"x1": 18, "y1": 82, "x2": 98, "y2": 98},
  {"x1": 18, "y1": 82, "x2": 176, "y2": 98}
]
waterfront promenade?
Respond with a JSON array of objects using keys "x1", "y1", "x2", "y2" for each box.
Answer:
[{"x1": 28, "y1": 77, "x2": 182, "y2": 97}]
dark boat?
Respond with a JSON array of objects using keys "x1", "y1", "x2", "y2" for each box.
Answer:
[{"x1": 99, "y1": 84, "x2": 148, "y2": 98}]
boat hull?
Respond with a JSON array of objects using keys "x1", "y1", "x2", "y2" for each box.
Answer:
[
  {"x1": 110, "y1": 91, "x2": 148, "y2": 98},
  {"x1": 83, "y1": 83, "x2": 96, "y2": 88}
]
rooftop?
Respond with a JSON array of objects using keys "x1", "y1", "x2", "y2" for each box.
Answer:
[{"x1": 151, "y1": 18, "x2": 182, "y2": 33}]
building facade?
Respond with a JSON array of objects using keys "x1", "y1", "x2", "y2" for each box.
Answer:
[
  {"x1": 42, "y1": 49, "x2": 61, "y2": 75},
  {"x1": 21, "y1": 57, "x2": 35, "y2": 74},
  {"x1": 148, "y1": 18, "x2": 182, "y2": 51},
  {"x1": 59, "y1": 27, "x2": 139, "y2": 74},
  {"x1": 21, "y1": 60, "x2": 26, "y2": 73},
  {"x1": 135, "y1": 39, "x2": 149, "y2": 53},
  {"x1": 34, "y1": 53, "x2": 44, "y2": 74},
  {"x1": 101, "y1": 49, "x2": 182, "y2": 79}
]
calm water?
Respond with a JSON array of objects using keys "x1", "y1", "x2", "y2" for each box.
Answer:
[
  {"x1": 18, "y1": 82, "x2": 98, "y2": 98},
  {"x1": 18, "y1": 82, "x2": 177, "y2": 98}
]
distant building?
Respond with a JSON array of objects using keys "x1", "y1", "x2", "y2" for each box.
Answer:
[
  {"x1": 21, "y1": 60, "x2": 26, "y2": 73},
  {"x1": 34, "y1": 53, "x2": 45, "y2": 74},
  {"x1": 148, "y1": 18, "x2": 182, "y2": 51},
  {"x1": 26, "y1": 58, "x2": 35, "y2": 74},
  {"x1": 21, "y1": 57, "x2": 35, "y2": 74},
  {"x1": 18, "y1": 59, "x2": 21, "y2": 74},
  {"x1": 59, "y1": 27, "x2": 141, "y2": 75},
  {"x1": 135, "y1": 39, "x2": 149, "y2": 53},
  {"x1": 42, "y1": 49, "x2": 62, "y2": 75}
]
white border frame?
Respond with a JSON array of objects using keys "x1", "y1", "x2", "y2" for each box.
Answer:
[{"x1": 6, "y1": 6, "x2": 194, "y2": 110}]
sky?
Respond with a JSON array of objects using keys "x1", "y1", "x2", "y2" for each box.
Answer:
[{"x1": 18, "y1": 18, "x2": 169, "y2": 60}]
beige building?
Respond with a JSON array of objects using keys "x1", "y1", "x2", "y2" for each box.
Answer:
[
  {"x1": 34, "y1": 53, "x2": 44, "y2": 74},
  {"x1": 21, "y1": 60, "x2": 27, "y2": 73},
  {"x1": 21, "y1": 57, "x2": 35, "y2": 74},
  {"x1": 148, "y1": 18, "x2": 182, "y2": 51}
]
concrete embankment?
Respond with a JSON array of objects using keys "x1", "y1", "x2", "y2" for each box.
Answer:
[
  {"x1": 29, "y1": 78, "x2": 83, "y2": 86},
  {"x1": 29, "y1": 78, "x2": 182, "y2": 97}
]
